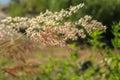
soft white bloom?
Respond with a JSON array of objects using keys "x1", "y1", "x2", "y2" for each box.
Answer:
[{"x1": 0, "y1": 3, "x2": 106, "y2": 46}]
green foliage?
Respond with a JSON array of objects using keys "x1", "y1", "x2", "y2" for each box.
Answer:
[
  {"x1": 81, "y1": 0, "x2": 120, "y2": 26},
  {"x1": 8, "y1": 0, "x2": 26, "y2": 16},
  {"x1": 8, "y1": 0, "x2": 71, "y2": 17},
  {"x1": 111, "y1": 22, "x2": 120, "y2": 49},
  {"x1": 88, "y1": 30, "x2": 106, "y2": 49}
]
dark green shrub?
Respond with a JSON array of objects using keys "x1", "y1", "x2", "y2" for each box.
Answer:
[{"x1": 74, "y1": 0, "x2": 120, "y2": 27}]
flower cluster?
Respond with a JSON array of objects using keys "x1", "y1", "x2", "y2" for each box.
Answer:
[
  {"x1": 0, "y1": 3, "x2": 106, "y2": 46},
  {"x1": 0, "y1": 24, "x2": 21, "y2": 41},
  {"x1": 76, "y1": 15, "x2": 106, "y2": 33}
]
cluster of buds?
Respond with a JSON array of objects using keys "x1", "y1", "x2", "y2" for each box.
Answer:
[{"x1": 0, "y1": 3, "x2": 106, "y2": 46}]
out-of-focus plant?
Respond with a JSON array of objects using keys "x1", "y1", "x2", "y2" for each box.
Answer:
[
  {"x1": 8, "y1": 0, "x2": 26, "y2": 17},
  {"x1": 88, "y1": 30, "x2": 106, "y2": 50},
  {"x1": 111, "y1": 22, "x2": 120, "y2": 49},
  {"x1": 8, "y1": 0, "x2": 72, "y2": 17},
  {"x1": 87, "y1": 22, "x2": 120, "y2": 80},
  {"x1": 78, "y1": 0, "x2": 120, "y2": 27}
]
